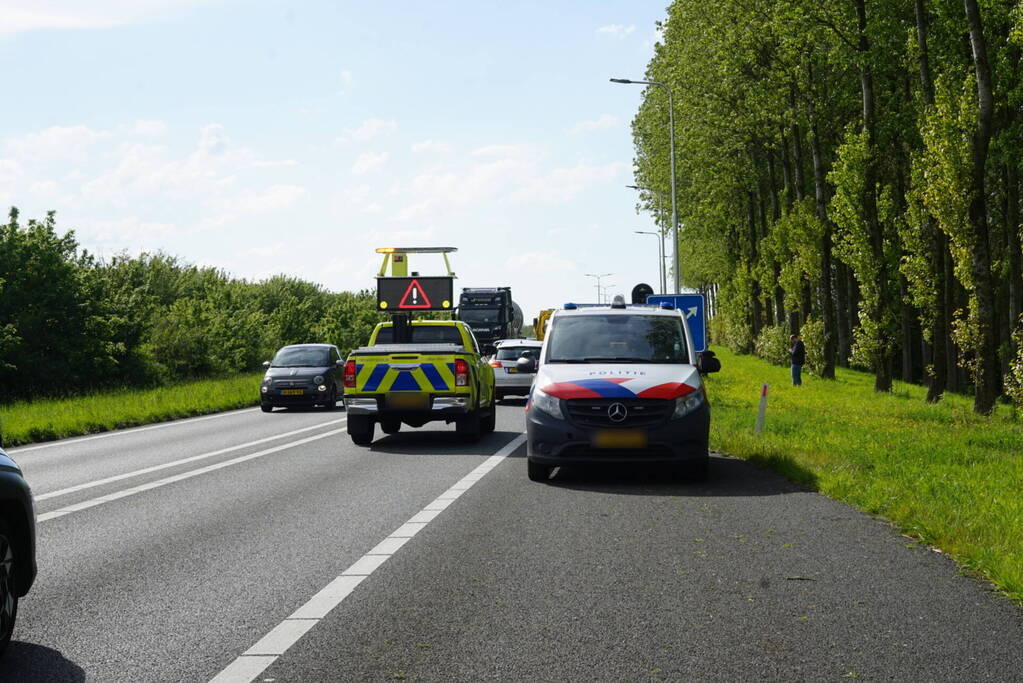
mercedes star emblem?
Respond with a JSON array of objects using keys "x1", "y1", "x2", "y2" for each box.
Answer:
[{"x1": 607, "y1": 402, "x2": 628, "y2": 423}]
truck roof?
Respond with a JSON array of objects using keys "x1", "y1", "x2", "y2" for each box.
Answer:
[{"x1": 552, "y1": 304, "x2": 682, "y2": 319}]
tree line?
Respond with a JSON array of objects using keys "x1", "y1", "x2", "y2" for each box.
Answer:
[
  {"x1": 0, "y1": 208, "x2": 387, "y2": 403},
  {"x1": 631, "y1": 0, "x2": 1023, "y2": 413}
]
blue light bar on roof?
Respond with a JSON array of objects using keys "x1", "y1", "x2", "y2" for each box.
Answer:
[{"x1": 563, "y1": 303, "x2": 578, "y2": 310}]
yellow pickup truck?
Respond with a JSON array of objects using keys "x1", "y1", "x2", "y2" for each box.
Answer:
[{"x1": 342, "y1": 320, "x2": 496, "y2": 445}]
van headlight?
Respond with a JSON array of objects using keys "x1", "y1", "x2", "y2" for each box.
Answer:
[
  {"x1": 672, "y1": 391, "x2": 704, "y2": 419},
  {"x1": 313, "y1": 375, "x2": 324, "y2": 384},
  {"x1": 531, "y1": 387, "x2": 564, "y2": 420}
]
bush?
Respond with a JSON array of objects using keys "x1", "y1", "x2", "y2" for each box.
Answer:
[
  {"x1": 800, "y1": 316, "x2": 826, "y2": 376},
  {"x1": 754, "y1": 324, "x2": 790, "y2": 366},
  {"x1": 1005, "y1": 322, "x2": 1023, "y2": 412}
]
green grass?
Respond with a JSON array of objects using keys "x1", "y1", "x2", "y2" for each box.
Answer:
[
  {"x1": 706, "y1": 347, "x2": 1023, "y2": 601},
  {"x1": 0, "y1": 373, "x2": 263, "y2": 447}
]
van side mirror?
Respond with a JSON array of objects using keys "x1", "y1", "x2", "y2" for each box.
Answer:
[
  {"x1": 516, "y1": 356, "x2": 539, "y2": 374},
  {"x1": 697, "y1": 350, "x2": 721, "y2": 374}
]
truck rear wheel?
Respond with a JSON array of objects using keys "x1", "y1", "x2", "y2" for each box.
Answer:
[
  {"x1": 481, "y1": 408, "x2": 496, "y2": 434},
  {"x1": 456, "y1": 411, "x2": 482, "y2": 442},
  {"x1": 348, "y1": 416, "x2": 375, "y2": 446}
]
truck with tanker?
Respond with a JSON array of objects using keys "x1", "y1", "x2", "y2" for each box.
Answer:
[{"x1": 457, "y1": 287, "x2": 523, "y2": 347}]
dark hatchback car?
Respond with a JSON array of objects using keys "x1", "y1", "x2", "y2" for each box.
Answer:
[
  {"x1": 260, "y1": 343, "x2": 344, "y2": 412},
  {"x1": 0, "y1": 446, "x2": 36, "y2": 654}
]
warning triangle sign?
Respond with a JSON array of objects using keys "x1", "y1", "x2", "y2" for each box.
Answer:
[{"x1": 398, "y1": 279, "x2": 432, "y2": 309}]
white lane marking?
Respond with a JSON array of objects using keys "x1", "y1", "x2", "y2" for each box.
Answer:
[
  {"x1": 38, "y1": 428, "x2": 347, "y2": 523},
  {"x1": 9, "y1": 407, "x2": 261, "y2": 454},
  {"x1": 209, "y1": 433, "x2": 527, "y2": 683},
  {"x1": 35, "y1": 419, "x2": 346, "y2": 501}
]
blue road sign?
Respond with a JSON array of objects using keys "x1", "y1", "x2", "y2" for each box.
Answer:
[{"x1": 647, "y1": 294, "x2": 707, "y2": 352}]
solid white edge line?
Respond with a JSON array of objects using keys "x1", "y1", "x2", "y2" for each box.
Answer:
[
  {"x1": 9, "y1": 407, "x2": 261, "y2": 454},
  {"x1": 37, "y1": 428, "x2": 348, "y2": 523},
  {"x1": 35, "y1": 418, "x2": 346, "y2": 501},
  {"x1": 208, "y1": 432, "x2": 527, "y2": 683}
]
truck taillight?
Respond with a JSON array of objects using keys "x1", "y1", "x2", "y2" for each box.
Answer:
[
  {"x1": 489, "y1": 360, "x2": 502, "y2": 368},
  {"x1": 455, "y1": 358, "x2": 469, "y2": 386},
  {"x1": 344, "y1": 360, "x2": 357, "y2": 388}
]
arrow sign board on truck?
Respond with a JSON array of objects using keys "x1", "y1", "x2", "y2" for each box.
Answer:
[
  {"x1": 378, "y1": 277, "x2": 453, "y2": 311},
  {"x1": 646, "y1": 293, "x2": 706, "y2": 352}
]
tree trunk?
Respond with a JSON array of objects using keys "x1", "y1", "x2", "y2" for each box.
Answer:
[
  {"x1": 809, "y1": 106, "x2": 838, "y2": 378},
  {"x1": 1008, "y1": 163, "x2": 1023, "y2": 338},
  {"x1": 855, "y1": 0, "x2": 893, "y2": 392},
  {"x1": 964, "y1": 0, "x2": 999, "y2": 413},
  {"x1": 748, "y1": 190, "x2": 763, "y2": 343}
]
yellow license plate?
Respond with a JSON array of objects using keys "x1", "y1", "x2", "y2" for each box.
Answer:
[
  {"x1": 281, "y1": 389, "x2": 304, "y2": 396},
  {"x1": 387, "y1": 394, "x2": 428, "y2": 410},
  {"x1": 592, "y1": 429, "x2": 648, "y2": 449},
  {"x1": 506, "y1": 367, "x2": 518, "y2": 374}
]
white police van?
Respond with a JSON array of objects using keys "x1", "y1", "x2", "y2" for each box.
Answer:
[{"x1": 521, "y1": 296, "x2": 719, "y2": 482}]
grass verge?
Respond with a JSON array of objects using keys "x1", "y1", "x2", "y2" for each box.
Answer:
[
  {"x1": 0, "y1": 373, "x2": 263, "y2": 447},
  {"x1": 706, "y1": 346, "x2": 1023, "y2": 602}
]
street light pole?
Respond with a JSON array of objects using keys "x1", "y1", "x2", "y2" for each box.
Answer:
[
  {"x1": 635, "y1": 231, "x2": 665, "y2": 294},
  {"x1": 584, "y1": 272, "x2": 613, "y2": 303},
  {"x1": 612, "y1": 78, "x2": 679, "y2": 293}
]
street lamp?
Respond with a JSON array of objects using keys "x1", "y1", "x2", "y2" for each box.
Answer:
[
  {"x1": 584, "y1": 272, "x2": 613, "y2": 303},
  {"x1": 611, "y1": 77, "x2": 679, "y2": 293},
  {"x1": 635, "y1": 231, "x2": 665, "y2": 295}
]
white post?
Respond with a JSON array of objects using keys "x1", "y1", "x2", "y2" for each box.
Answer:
[{"x1": 754, "y1": 383, "x2": 769, "y2": 435}]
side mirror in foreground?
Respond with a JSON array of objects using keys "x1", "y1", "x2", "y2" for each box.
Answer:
[{"x1": 697, "y1": 350, "x2": 721, "y2": 374}]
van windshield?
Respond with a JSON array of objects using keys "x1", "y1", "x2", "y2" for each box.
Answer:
[{"x1": 546, "y1": 314, "x2": 689, "y2": 364}]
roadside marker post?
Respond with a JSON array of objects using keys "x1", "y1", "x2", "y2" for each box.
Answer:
[{"x1": 755, "y1": 383, "x2": 768, "y2": 435}]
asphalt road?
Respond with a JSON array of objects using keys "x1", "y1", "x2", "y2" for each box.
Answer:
[{"x1": 3, "y1": 401, "x2": 1022, "y2": 682}]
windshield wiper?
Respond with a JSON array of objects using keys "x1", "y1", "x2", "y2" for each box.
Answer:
[{"x1": 581, "y1": 357, "x2": 651, "y2": 363}]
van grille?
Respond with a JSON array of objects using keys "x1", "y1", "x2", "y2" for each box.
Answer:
[{"x1": 565, "y1": 398, "x2": 672, "y2": 428}]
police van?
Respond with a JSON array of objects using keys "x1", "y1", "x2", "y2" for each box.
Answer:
[{"x1": 521, "y1": 296, "x2": 720, "y2": 482}]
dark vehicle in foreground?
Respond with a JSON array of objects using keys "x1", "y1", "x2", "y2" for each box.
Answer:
[
  {"x1": 260, "y1": 344, "x2": 343, "y2": 412},
  {"x1": 0, "y1": 446, "x2": 36, "y2": 654},
  {"x1": 522, "y1": 297, "x2": 720, "y2": 482}
]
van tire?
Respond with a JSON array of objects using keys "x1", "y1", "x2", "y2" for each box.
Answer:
[
  {"x1": 381, "y1": 420, "x2": 401, "y2": 435},
  {"x1": 527, "y1": 460, "x2": 552, "y2": 482},
  {"x1": 456, "y1": 411, "x2": 482, "y2": 441},
  {"x1": 348, "y1": 416, "x2": 374, "y2": 446}
]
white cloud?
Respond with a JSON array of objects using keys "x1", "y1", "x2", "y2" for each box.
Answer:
[
  {"x1": 340, "y1": 70, "x2": 354, "y2": 87},
  {"x1": 5, "y1": 125, "x2": 112, "y2": 163},
  {"x1": 29, "y1": 180, "x2": 57, "y2": 196},
  {"x1": 351, "y1": 152, "x2": 388, "y2": 175},
  {"x1": 505, "y1": 251, "x2": 578, "y2": 275},
  {"x1": 129, "y1": 120, "x2": 168, "y2": 136},
  {"x1": 199, "y1": 185, "x2": 308, "y2": 230},
  {"x1": 0, "y1": 1, "x2": 220, "y2": 34},
  {"x1": 596, "y1": 24, "x2": 636, "y2": 38},
  {"x1": 393, "y1": 145, "x2": 625, "y2": 222},
  {"x1": 571, "y1": 114, "x2": 619, "y2": 134},
  {"x1": 76, "y1": 216, "x2": 176, "y2": 243},
  {"x1": 335, "y1": 118, "x2": 397, "y2": 146},
  {"x1": 411, "y1": 139, "x2": 452, "y2": 155},
  {"x1": 0, "y1": 158, "x2": 22, "y2": 184}
]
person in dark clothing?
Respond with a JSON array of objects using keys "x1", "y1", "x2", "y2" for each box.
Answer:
[{"x1": 789, "y1": 334, "x2": 805, "y2": 386}]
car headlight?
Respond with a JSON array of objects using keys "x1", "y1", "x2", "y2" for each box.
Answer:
[
  {"x1": 313, "y1": 375, "x2": 324, "y2": 384},
  {"x1": 531, "y1": 387, "x2": 564, "y2": 420},
  {"x1": 673, "y1": 390, "x2": 705, "y2": 419},
  {"x1": 261, "y1": 386, "x2": 268, "y2": 393},
  {"x1": 263, "y1": 376, "x2": 273, "y2": 385}
]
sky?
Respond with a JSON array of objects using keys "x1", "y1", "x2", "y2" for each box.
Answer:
[{"x1": 0, "y1": 0, "x2": 671, "y2": 323}]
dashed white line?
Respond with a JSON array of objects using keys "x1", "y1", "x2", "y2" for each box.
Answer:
[
  {"x1": 35, "y1": 418, "x2": 346, "y2": 501},
  {"x1": 9, "y1": 407, "x2": 260, "y2": 453},
  {"x1": 38, "y1": 427, "x2": 348, "y2": 523},
  {"x1": 208, "y1": 433, "x2": 527, "y2": 683}
]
